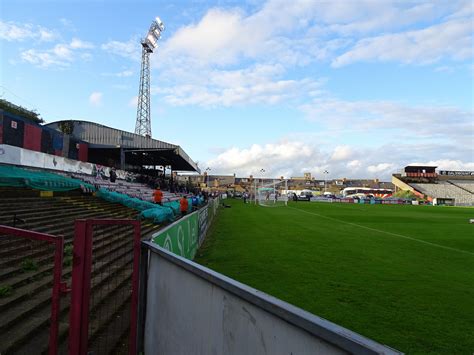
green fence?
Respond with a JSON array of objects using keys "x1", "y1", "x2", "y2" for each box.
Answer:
[{"x1": 151, "y1": 198, "x2": 220, "y2": 260}]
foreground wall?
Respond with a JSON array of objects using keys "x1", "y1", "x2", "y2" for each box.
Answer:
[{"x1": 140, "y1": 242, "x2": 401, "y2": 355}]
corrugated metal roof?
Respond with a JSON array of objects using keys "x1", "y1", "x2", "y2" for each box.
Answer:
[
  {"x1": 46, "y1": 120, "x2": 177, "y2": 149},
  {"x1": 45, "y1": 120, "x2": 199, "y2": 172}
]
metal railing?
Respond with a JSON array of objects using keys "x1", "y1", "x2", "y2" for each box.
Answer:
[
  {"x1": 69, "y1": 219, "x2": 141, "y2": 355},
  {"x1": 0, "y1": 225, "x2": 64, "y2": 355}
]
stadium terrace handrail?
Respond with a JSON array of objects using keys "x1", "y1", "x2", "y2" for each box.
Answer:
[{"x1": 140, "y1": 240, "x2": 403, "y2": 355}]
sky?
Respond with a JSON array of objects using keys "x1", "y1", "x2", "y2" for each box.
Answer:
[{"x1": 1, "y1": 0, "x2": 473, "y2": 180}]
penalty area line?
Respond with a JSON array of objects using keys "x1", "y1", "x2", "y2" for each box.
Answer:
[{"x1": 289, "y1": 206, "x2": 474, "y2": 257}]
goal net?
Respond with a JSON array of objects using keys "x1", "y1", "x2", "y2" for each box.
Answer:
[{"x1": 255, "y1": 179, "x2": 288, "y2": 207}]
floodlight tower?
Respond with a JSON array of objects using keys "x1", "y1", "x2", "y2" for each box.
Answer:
[
  {"x1": 135, "y1": 17, "x2": 165, "y2": 138},
  {"x1": 323, "y1": 170, "x2": 329, "y2": 193}
]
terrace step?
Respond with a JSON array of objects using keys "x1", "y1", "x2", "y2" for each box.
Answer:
[{"x1": 0, "y1": 225, "x2": 158, "y2": 355}]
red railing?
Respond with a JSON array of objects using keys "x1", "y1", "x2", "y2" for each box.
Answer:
[
  {"x1": 0, "y1": 225, "x2": 64, "y2": 355},
  {"x1": 69, "y1": 219, "x2": 141, "y2": 355},
  {"x1": 406, "y1": 172, "x2": 437, "y2": 178}
]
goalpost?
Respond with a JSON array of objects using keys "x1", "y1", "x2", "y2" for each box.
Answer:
[{"x1": 255, "y1": 179, "x2": 288, "y2": 207}]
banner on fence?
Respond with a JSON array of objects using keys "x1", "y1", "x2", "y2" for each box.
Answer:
[
  {"x1": 151, "y1": 198, "x2": 220, "y2": 260},
  {"x1": 198, "y1": 207, "x2": 208, "y2": 246},
  {"x1": 151, "y1": 213, "x2": 199, "y2": 260}
]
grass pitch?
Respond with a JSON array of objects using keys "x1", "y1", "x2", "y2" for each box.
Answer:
[{"x1": 195, "y1": 199, "x2": 474, "y2": 354}]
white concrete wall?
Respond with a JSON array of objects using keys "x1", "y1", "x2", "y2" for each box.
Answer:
[
  {"x1": 0, "y1": 144, "x2": 130, "y2": 179},
  {"x1": 143, "y1": 245, "x2": 401, "y2": 355}
]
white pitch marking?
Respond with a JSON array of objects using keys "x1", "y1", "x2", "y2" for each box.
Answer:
[{"x1": 289, "y1": 206, "x2": 474, "y2": 257}]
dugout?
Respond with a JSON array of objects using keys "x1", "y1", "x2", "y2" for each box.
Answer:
[{"x1": 433, "y1": 197, "x2": 455, "y2": 206}]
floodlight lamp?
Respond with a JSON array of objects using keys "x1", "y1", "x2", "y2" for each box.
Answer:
[
  {"x1": 155, "y1": 17, "x2": 165, "y2": 31},
  {"x1": 153, "y1": 28, "x2": 162, "y2": 38},
  {"x1": 146, "y1": 33, "x2": 157, "y2": 48}
]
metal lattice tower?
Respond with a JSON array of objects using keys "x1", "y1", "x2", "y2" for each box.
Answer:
[
  {"x1": 135, "y1": 46, "x2": 152, "y2": 137},
  {"x1": 134, "y1": 17, "x2": 165, "y2": 138}
]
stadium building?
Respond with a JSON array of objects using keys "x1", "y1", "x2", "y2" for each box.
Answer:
[
  {"x1": 392, "y1": 165, "x2": 474, "y2": 206},
  {"x1": 0, "y1": 106, "x2": 199, "y2": 174},
  {"x1": 45, "y1": 120, "x2": 199, "y2": 172}
]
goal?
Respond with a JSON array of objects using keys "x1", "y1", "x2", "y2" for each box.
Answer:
[{"x1": 255, "y1": 179, "x2": 288, "y2": 207}]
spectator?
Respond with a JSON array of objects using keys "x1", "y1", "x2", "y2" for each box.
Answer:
[
  {"x1": 153, "y1": 188, "x2": 163, "y2": 205},
  {"x1": 191, "y1": 195, "x2": 198, "y2": 210},
  {"x1": 180, "y1": 195, "x2": 189, "y2": 215},
  {"x1": 109, "y1": 168, "x2": 117, "y2": 183}
]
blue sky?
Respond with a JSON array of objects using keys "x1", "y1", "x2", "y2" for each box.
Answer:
[{"x1": 1, "y1": 0, "x2": 473, "y2": 180}]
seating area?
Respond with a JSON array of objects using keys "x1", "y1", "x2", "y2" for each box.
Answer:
[
  {"x1": 0, "y1": 187, "x2": 161, "y2": 354},
  {"x1": 69, "y1": 173, "x2": 182, "y2": 203},
  {"x1": 410, "y1": 181, "x2": 474, "y2": 205},
  {"x1": 449, "y1": 180, "x2": 474, "y2": 193}
]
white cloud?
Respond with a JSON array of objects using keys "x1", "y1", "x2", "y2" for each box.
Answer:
[
  {"x1": 70, "y1": 38, "x2": 94, "y2": 49},
  {"x1": 332, "y1": 18, "x2": 473, "y2": 67},
  {"x1": 153, "y1": 63, "x2": 324, "y2": 107},
  {"x1": 117, "y1": 69, "x2": 133, "y2": 77},
  {"x1": 434, "y1": 66, "x2": 455, "y2": 73},
  {"x1": 205, "y1": 139, "x2": 473, "y2": 180},
  {"x1": 158, "y1": 2, "x2": 327, "y2": 67},
  {"x1": 102, "y1": 70, "x2": 134, "y2": 78},
  {"x1": 101, "y1": 38, "x2": 139, "y2": 61},
  {"x1": 93, "y1": 1, "x2": 472, "y2": 110},
  {"x1": 89, "y1": 92, "x2": 103, "y2": 106},
  {"x1": 128, "y1": 96, "x2": 138, "y2": 107},
  {"x1": 20, "y1": 38, "x2": 94, "y2": 68},
  {"x1": 367, "y1": 163, "x2": 396, "y2": 174},
  {"x1": 21, "y1": 49, "x2": 70, "y2": 68},
  {"x1": 206, "y1": 141, "x2": 318, "y2": 178},
  {"x1": 331, "y1": 146, "x2": 353, "y2": 161},
  {"x1": 347, "y1": 160, "x2": 361, "y2": 169},
  {"x1": 0, "y1": 20, "x2": 57, "y2": 42},
  {"x1": 157, "y1": 0, "x2": 472, "y2": 70},
  {"x1": 300, "y1": 98, "x2": 473, "y2": 144},
  {"x1": 102, "y1": 69, "x2": 134, "y2": 77}
]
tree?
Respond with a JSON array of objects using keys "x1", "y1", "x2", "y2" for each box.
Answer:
[
  {"x1": 0, "y1": 99, "x2": 44, "y2": 124},
  {"x1": 58, "y1": 120, "x2": 75, "y2": 135},
  {"x1": 393, "y1": 190, "x2": 419, "y2": 200}
]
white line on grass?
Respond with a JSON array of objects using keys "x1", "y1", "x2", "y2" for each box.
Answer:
[{"x1": 289, "y1": 206, "x2": 474, "y2": 257}]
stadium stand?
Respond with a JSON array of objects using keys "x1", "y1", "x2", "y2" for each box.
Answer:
[
  {"x1": 0, "y1": 187, "x2": 161, "y2": 354},
  {"x1": 392, "y1": 166, "x2": 474, "y2": 206},
  {"x1": 69, "y1": 173, "x2": 181, "y2": 203},
  {"x1": 449, "y1": 180, "x2": 474, "y2": 193},
  {"x1": 410, "y1": 181, "x2": 474, "y2": 205}
]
